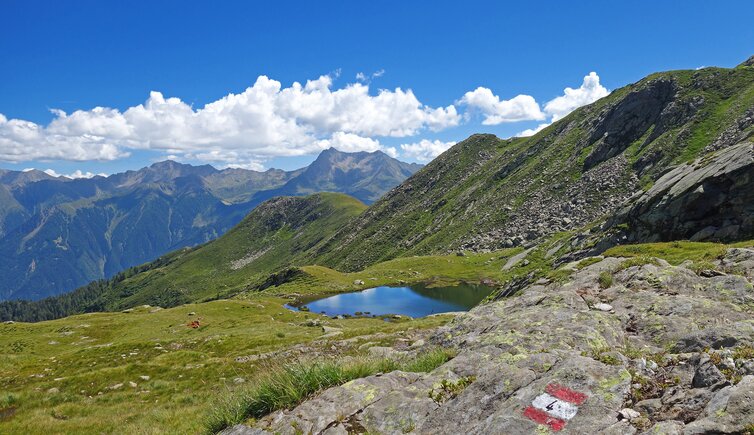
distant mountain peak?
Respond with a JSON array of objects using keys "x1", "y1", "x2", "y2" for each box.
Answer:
[
  {"x1": 148, "y1": 159, "x2": 216, "y2": 173},
  {"x1": 149, "y1": 159, "x2": 188, "y2": 169},
  {"x1": 316, "y1": 147, "x2": 408, "y2": 163},
  {"x1": 0, "y1": 168, "x2": 57, "y2": 187}
]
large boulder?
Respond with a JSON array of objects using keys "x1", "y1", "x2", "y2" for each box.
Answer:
[{"x1": 610, "y1": 142, "x2": 754, "y2": 242}]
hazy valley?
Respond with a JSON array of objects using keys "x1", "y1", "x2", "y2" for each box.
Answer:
[{"x1": 0, "y1": 149, "x2": 420, "y2": 301}]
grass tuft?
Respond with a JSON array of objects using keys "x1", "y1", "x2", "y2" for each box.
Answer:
[
  {"x1": 604, "y1": 241, "x2": 727, "y2": 265},
  {"x1": 204, "y1": 348, "x2": 455, "y2": 433},
  {"x1": 598, "y1": 272, "x2": 613, "y2": 289},
  {"x1": 614, "y1": 256, "x2": 662, "y2": 272},
  {"x1": 576, "y1": 257, "x2": 602, "y2": 270}
]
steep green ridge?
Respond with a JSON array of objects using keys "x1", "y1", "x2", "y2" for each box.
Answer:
[
  {"x1": 0, "y1": 149, "x2": 418, "y2": 301},
  {"x1": 315, "y1": 64, "x2": 754, "y2": 271},
  {"x1": 104, "y1": 193, "x2": 367, "y2": 308}
]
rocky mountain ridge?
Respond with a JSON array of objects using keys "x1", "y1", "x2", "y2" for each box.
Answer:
[{"x1": 313, "y1": 63, "x2": 754, "y2": 271}]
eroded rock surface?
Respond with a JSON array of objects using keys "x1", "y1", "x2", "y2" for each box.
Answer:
[
  {"x1": 224, "y1": 252, "x2": 754, "y2": 434},
  {"x1": 612, "y1": 141, "x2": 754, "y2": 243}
]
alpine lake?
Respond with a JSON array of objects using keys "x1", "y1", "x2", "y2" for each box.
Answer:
[{"x1": 286, "y1": 283, "x2": 495, "y2": 318}]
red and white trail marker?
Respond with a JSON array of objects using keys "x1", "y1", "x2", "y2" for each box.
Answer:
[{"x1": 523, "y1": 383, "x2": 588, "y2": 431}]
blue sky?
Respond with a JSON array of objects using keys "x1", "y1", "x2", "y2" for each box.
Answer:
[{"x1": 1, "y1": 0, "x2": 752, "y2": 177}]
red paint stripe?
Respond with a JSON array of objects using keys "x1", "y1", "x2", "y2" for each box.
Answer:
[
  {"x1": 523, "y1": 406, "x2": 566, "y2": 431},
  {"x1": 546, "y1": 383, "x2": 588, "y2": 405}
]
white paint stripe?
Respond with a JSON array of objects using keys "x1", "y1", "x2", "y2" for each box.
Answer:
[{"x1": 532, "y1": 393, "x2": 579, "y2": 420}]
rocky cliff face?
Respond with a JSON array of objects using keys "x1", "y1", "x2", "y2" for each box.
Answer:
[
  {"x1": 225, "y1": 249, "x2": 754, "y2": 434},
  {"x1": 610, "y1": 141, "x2": 754, "y2": 243},
  {"x1": 584, "y1": 78, "x2": 677, "y2": 170}
]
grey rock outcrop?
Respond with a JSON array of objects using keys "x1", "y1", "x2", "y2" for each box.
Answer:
[
  {"x1": 739, "y1": 55, "x2": 754, "y2": 68},
  {"x1": 610, "y1": 142, "x2": 754, "y2": 243},
  {"x1": 584, "y1": 79, "x2": 677, "y2": 170},
  {"x1": 224, "y1": 253, "x2": 754, "y2": 434}
]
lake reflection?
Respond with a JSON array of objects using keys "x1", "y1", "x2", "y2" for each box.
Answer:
[{"x1": 287, "y1": 283, "x2": 494, "y2": 318}]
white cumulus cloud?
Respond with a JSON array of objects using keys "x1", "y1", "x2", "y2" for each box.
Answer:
[
  {"x1": 543, "y1": 72, "x2": 609, "y2": 122},
  {"x1": 459, "y1": 88, "x2": 545, "y2": 125},
  {"x1": 382, "y1": 147, "x2": 399, "y2": 158},
  {"x1": 41, "y1": 168, "x2": 107, "y2": 179},
  {"x1": 400, "y1": 139, "x2": 456, "y2": 162},
  {"x1": 1, "y1": 71, "x2": 610, "y2": 166},
  {"x1": 316, "y1": 131, "x2": 382, "y2": 153},
  {"x1": 515, "y1": 72, "x2": 609, "y2": 137},
  {"x1": 515, "y1": 123, "x2": 551, "y2": 138},
  {"x1": 0, "y1": 75, "x2": 460, "y2": 166}
]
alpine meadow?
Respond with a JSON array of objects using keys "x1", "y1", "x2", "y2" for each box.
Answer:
[{"x1": 1, "y1": 2, "x2": 754, "y2": 434}]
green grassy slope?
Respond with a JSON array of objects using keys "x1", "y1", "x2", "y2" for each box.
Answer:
[
  {"x1": 0, "y1": 296, "x2": 450, "y2": 434},
  {"x1": 98, "y1": 192, "x2": 368, "y2": 309}
]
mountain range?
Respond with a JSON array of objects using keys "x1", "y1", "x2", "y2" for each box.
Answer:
[
  {"x1": 0, "y1": 149, "x2": 420, "y2": 301},
  {"x1": 3, "y1": 57, "x2": 754, "y2": 435},
  {"x1": 4, "y1": 56, "x2": 753, "y2": 321}
]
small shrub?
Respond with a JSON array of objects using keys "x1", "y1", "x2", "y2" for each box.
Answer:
[
  {"x1": 401, "y1": 419, "x2": 416, "y2": 433},
  {"x1": 708, "y1": 350, "x2": 723, "y2": 366},
  {"x1": 732, "y1": 345, "x2": 754, "y2": 360},
  {"x1": 428, "y1": 376, "x2": 476, "y2": 405},
  {"x1": 632, "y1": 415, "x2": 652, "y2": 431},
  {"x1": 598, "y1": 272, "x2": 613, "y2": 289},
  {"x1": 627, "y1": 368, "x2": 679, "y2": 403},
  {"x1": 583, "y1": 345, "x2": 620, "y2": 366},
  {"x1": 620, "y1": 344, "x2": 644, "y2": 360},
  {"x1": 0, "y1": 394, "x2": 17, "y2": 408},
  {"x1": 597, "y1": 352, "x2": 620, "y2": 366},
  {"x1": 402, "y1": 348, "x2": 456, "y2": 373},
  {"x1": 720, "y1": 367, "x2": 743, "y2": 385},
  {"x1": 709, "y1": 347, "x2": 748, "y2": 384}
]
